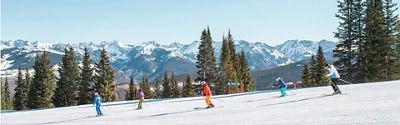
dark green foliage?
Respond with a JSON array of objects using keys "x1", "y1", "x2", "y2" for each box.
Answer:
[
  {"x1": 94, "y1": 48, "x2": 117, "y2": 102},
  {"x1": 359, "y1": 0, "x2": 388, "y2": 82},
  {"x1": 1, "y1": 77, "x2": 4, "y2": 110},
  {"x1": 196, "y1": 27, "x2": 218, "y2": 91},
  {"x1": 170, "y1": 71, "x2": 181, "y2": 98},
  {"x1": 383, "y1": 0, "x2": 400, "y2": 80},
  {"x1": 239, "y1": 50, "x2": 256, "y2": 92},
  {"x1": 162, "y1": 70, "x2": 171, "y2": 98},
  {"x1": 14, "y1": 66, "x2": 28, "y2": 110},
  {"x1": 78, "y1": 47, "x2": 94, "y2": 105},
  {"x1": 125, "y1": 74, "x2": 137, "y2": 100},
  {"x1": 315, "y1": 46, "x2": 330, "y2": 86},
  {"x1": 310, "y1": 55, "x2": 317, "y2": 86},
  {"x1": 301, "y1": 63, "x2": 313, "y2": 87},
  {"x1": 54, "y1": 47, "x2": 81, "y2": 107},
  {"x1": 333, "y1": 0, "x2": 362, "y2": 82},
  {"x1": 2, "y1": 77, "x2": 13, "y2": 110},
  {"x1": 24, "y1": 65, "x2": 32, "y2": 101},
  {"x1": 154, "y1": 76, "x2": 162, "y2": 99},
  {"x1": 143, "y1": 75, "x2": 153, "y2": 99},
  {"x1": 182, "y1": 73, "x2": 196, "y2": 97},
  {"x1": 28, "y1": 51, "x2": 56, "y2": 109}
]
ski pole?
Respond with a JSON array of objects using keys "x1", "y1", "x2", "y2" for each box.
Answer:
[{"x1": 339, "y1": 79, "x2": 352, "y2": 84}]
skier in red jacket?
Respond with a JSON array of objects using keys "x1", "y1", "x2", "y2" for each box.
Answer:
[{"x1": 202, "y1": 81, "x2": 214, "y2": 108}]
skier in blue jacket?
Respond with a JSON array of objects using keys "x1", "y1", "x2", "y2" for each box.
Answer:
[
  {"x1": 274, "y1": 77, "x2": 287, "y2": 97},
  {"x1": 93, "y1": 92, "x2": 103, "y2": 116}
]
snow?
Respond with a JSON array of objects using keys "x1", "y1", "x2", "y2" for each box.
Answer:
[
  {"x1": 0, "y1": 54, "x2": 14, "y2": 70},
  {"x1": 2, "y1": 81, "x2": 400, "y2": 125}
]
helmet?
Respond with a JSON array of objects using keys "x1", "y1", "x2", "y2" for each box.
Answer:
[
  {"x1": 201, "y1": 81, "x2": 206, "y2": 85},
  {"x1": 275, "y1": 77, "x2": 281, "y2": 81}
]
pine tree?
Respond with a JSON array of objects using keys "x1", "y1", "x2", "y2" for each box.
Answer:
[
  {"x1": 170, "y1": 71, "x2": 181, "y2": 98},
  {"x1": 334, "y1": 0, "x2": 359, "y2": 82},
  {"x1": 3, "y1": 77, "x2": 13, "y2": 110},
  {"x1": 1, "y1": 77, "x2": 4, "y2": 110},
  {"x1": 310, "y1": 54, "x2": 317, "y2": 86},
  {"x1": 196, "y1": 29, "x2": 208, "y2": 82},
  {"x1": 196, "y1": 27, "x2": 218, "y2": 91},
  {"x1": 78, "y1": 47, "x2": 94, "y2": 105},
  {"x1": 315, "y1": 46, "x2": 330, "y2": 86},
  {"x1": 143, "y1": 75, "x2": 153, "y2": 99},
  {"x1": 54, "y1": 47, "x2": 80, "y2": 107},
  {"x1": 301, "y1": 63, "x2": 313, "y2": 87},
  {"x1": 24, "y1": 65, "x2": 32, "y2": 101},
  {"x1": 28, "y1": 51, "x2": 56, "y2": 109},
  {"x1": 217, "y1": 37, "x2": 230, "y2": 95},
  {"x1": 154, "y1": 76, "x2": 161, "y2": 99},
  {"x1": 162, "y1": 70, "x2": 171, "y2": 98},
  {"x1": 359, "y1": 0, "x2": 388, "y2": 82},
  {"x1": 125, "y1": 74, "x2": 137, "y2": 100},
  {"x1": 14, "y1": 65, "x2": 28, "y2": 110},
  {"x1": 182, "y1": 73, "x2": 196, "y2": 97},
  {"x1": 383, "y1": 0, "x2": 400, "y2": 80},
  {"x1": 94, "y1": 48, "x2": 117, "y2": 102},
  {"x1": 239, "y1": 50, "x2": 256, "y2": 92}
]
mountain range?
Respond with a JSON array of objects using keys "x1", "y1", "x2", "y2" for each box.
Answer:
[{"x1": 1, "y1": 39, "x2": 337, "y2": 84}]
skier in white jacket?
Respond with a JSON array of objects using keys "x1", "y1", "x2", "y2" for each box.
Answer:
[{"x1": 325, "y1": 64, "x2": 342, "y2": 95}]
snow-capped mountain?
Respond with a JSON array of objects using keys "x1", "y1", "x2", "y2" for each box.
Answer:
[{"x1": 1, "y1": 39, "x2": 336, "y2": 82}]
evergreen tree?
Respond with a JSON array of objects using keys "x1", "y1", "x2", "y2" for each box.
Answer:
[
  {"x1": 143, "y1": 75, "x2": 153, "y2": 99},
  {"x1": 310, "y1": 54, "x2": 317, "y2": 86},
  {"x1": 54, "y1": 47, "x2": 80, "y2": 107},
  {"x1": 24, "y1": 65, "x2": 32, "y2": 101},
  {"x1": 217, "y1": 37, "x2": 230, "y2": 95},
  {"x1": 1, "y1": 77, "x2": 4, "y2": 110},
  {"x1": 78, "y1": 47, "x2": 94, "y2": 105},
  {"x1": 239, "y1": 50, "x2": 256, "y2": 92},
  {"x1": 28, "y1": 51, "x2": 56, "y2": 109},
  {"x1": 125, "y1": 74, "x2": 137, "y2": 100},
  {"x1": 170, "y1": 71, "x2": 181, "y2": 98},
  {"x1": 154, "y1": 76, "x2": 161, "y2": 99},
  {"x1": 94, "y1": 48, "x2": 117, "y2": 102},
  {"x1": 162, "y1": 70, "x2": 171, "y2": 98},
  {"x1": 3, "y1": 77, "x2": 13, "y2": 110},
  {"x1": 383, "y1": 0, "x2": 400, "y2": 80},
  {"x1": 14, "y1": 65, "x2": 28, "y2": 110},
  {"x1": 334, "y1": 0, "x2": 360, "y2": 82},
  {"x1": 196, "y1": 27, "x2": 218, "y2": 91},
  {"x1": 183, "y1": 73, "x2": 196, "y2": 97},
  {"x1": 301, "y1": 63, "x2": 313, "y2": 87},
  {"x1": 361, "y1": 0, "x2": 387, "y2": 82},
  {"x1": 315, "y1": 46, "x2": 330, "y2": 86}
]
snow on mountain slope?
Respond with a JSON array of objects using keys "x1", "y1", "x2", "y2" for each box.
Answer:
[
  {"x1": 1, "y1": 39, "x2": 336, "y2": 83},
  {"x1": 2, "y1": 81, "x2": 399, "y2": 125}
]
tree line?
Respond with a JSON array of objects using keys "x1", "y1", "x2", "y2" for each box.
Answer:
[
  {"x1": 1, "y1": 27, "x2": 256, "y2": 110},
  {"x1": 333, "y1": 0, "x2": 400, "y2": 83},
  {"x1": 1, "y1": 47, "x2": 116, "y2": 110}
]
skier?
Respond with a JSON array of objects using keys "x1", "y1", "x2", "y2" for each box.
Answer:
[
  {"x1": 137, "y1": 89, "x2": 145, "y2": 109},
  {"x1": 325, "y1": 64, "x2": 342, "y2": 95},
  {"x1": 202, "y1": 81, "x2": 214, "y2": 108},
  {"x1": 93, "y1": 92, "x2": 103, "y2": 116},
  {"x1": 274, "y1": 77, "x2": 287, "y2": 97}
]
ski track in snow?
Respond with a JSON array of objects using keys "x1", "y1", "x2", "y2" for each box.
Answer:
[{"x1": 2, "y1": 81, "x2": 400, "y2": 125}]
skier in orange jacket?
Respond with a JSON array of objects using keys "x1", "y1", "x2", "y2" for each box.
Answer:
[{"x1": 202, "y1": 81, "x2": 214, "y2": 108}]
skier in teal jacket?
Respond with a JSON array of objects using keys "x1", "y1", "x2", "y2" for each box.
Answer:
[{"x1": 325, "y1": 64, "x2": 342, "y2": 95}]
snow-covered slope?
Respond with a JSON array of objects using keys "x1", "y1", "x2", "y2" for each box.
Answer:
[{"x1": 2, "y1": 81, "x2": 399, "y2": 125}]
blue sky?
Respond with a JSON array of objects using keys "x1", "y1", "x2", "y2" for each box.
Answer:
[{"x1": 1, "y1": 0, "x2": 399, "y2": 46}]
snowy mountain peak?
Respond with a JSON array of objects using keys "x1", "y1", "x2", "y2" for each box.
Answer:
[{"x1": 1, "y1": 39, "x2": 337, "y2": 82}]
